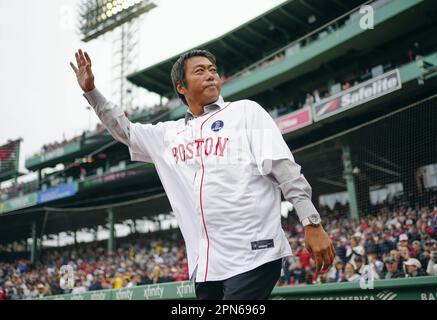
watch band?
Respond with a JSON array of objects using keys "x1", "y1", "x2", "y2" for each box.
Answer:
[
  {"x1": 301, "y1": 217, "x2": 312, "y2": 227},
  {"x1": 302, "y1": 215, "x2": 321, "y2": 227}
]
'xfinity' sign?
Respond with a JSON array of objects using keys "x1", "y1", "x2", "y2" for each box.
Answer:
[{"x1": 313, "y1": 69, "x2": 401, "y2": 121}]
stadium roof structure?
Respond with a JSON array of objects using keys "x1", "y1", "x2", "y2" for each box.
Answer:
[
  {"x1": 127, "y1": 0, "x2": 366, "y2": 97},
  {"x1": 0, "y1": 191, "x2": 172, "y2": 245}
]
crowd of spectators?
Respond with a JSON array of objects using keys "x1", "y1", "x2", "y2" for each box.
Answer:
[
  {"x1": 1, "y1": 196, "x2": 436, "y2": 299},
  {"x1": 263, "y1": 58, "x2": 396, "y2": 120},
  {"x1": 0, "y1": 231, "x2": 188, "y2": 300},
  {"x1": 41, "y1": 136, "x2": 82, "y2": 154},
  {"x1": 280, "y1": 200, "x2": 437, "y2": 286},
  {"x1": 0, "y1": 180, "x2": 39, "y2": 202}
]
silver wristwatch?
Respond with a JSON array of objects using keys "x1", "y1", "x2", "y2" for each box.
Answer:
[{"x1": 301, "y1": 214, "x2": 321, "y2": 227}]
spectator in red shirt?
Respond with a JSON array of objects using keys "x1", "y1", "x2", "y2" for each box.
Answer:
[
  {"x1": 0, "y1": 286, "x2": 6, "y2": 300},
  {"x1": 410, "y1": 240, "x2": 423, "y2": 258},
  {"x1": 296, "y1": 248, "x2": 311, "y2": 269}
]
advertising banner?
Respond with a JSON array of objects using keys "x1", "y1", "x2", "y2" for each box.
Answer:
[
  {"x1": 42, "y1": 277, "x2": 437, "y2": 300},
  {"x1": 37, "y1": 182, "x2": 77, "y2": 204},
  {"x1": 313, "y1": 69, "x2": 401, "y2": 121},
  {"x1": 275, "y1": 107, "x2": 312, "y2": 134},
  {"x1": 3, "y1": 192, "x2": 38, "y2": 213}
]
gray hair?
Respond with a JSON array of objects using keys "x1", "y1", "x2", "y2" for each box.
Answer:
[{"x1": 170, "y1": 49, "x2": 217, "y2": 106}]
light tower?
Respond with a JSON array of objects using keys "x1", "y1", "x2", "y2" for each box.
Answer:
[{"x1": 78, "y1": 0, "x2": 157, "y2": 112}]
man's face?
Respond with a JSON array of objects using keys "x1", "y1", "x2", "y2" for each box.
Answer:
[
  {"x1": 400, "y1": 247, "x2": 410, "y2": 258},
  {"x1": 345, "y1": 264, "x2": 354, "y2": 276},
  {"x1": 355, "y1": 259, "x2": 363, "y2": 268},
  {"x1": 406, "y1": 265, "x2": 417, "y2": 274},
  {"x1": 367, "y1": 253, "x2": 376, "y2": 262},
  {"x1": 427, "y1": 243, "x2": 437, "y2": 252},
  {"x1": 177, "y1": 56, "x2": 221, "y2": 107},
  {"x1": 390, "y1": 250, "x2": 400, "y2": 260},
  {"x1": 386, "y1": 261, "x2": 397, "y2": 273}
]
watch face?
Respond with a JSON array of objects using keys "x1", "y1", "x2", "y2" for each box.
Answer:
[{"x1": 309, "y1": 214, "x2": 321, "y2": 225}]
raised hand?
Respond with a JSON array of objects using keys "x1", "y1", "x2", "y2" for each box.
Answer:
[{"x1": 70, "y1": 49, "x2": 95, "y2": 93}]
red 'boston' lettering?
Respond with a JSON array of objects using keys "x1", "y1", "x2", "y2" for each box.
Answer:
[
  {"x1": 178, "y1": 144, "x2": 186, "y2": 161},
  {"x1": 214, "y1": 137, "x2": 229, "y2": 156},
  {"x1": 186, "y1": 142, "x2": 194, "y2": 159},
  {"x1": 204, "y1": 137, "x2": 213, "y2": 156},
  {"x1": 194, "y1": 139, "x2": 204, "y2": 157},
  {"x1": 172, "y1": 147, "x2": 178, "y2": 163},
  {"x1": 172, "y1": 137, "x2": 229, "y2": 163}
]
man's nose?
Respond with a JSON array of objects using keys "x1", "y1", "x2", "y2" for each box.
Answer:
[{"x1": 206, "y1": 71, "x2": 215, "y2": 80}]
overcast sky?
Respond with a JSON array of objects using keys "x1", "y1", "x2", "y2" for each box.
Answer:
[{"x1": 0, "y1": 0, "x2": 285, "y2": 180}]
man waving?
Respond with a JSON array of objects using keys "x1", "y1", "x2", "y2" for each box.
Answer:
[{"x1": 70, "y1": 49, "x2": 335, "y2": 300}]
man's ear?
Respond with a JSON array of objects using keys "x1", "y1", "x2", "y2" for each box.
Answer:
[{"x1": 176, "y1": 82, "x2": 186, "y2": 95}]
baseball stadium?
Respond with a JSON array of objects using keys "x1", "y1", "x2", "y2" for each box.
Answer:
[{"x1": 1, "y1": 0, "x2": 437, "y2": 302}]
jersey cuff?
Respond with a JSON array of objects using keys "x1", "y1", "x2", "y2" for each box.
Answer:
[
  {"x1": 293, "y1": 199, "x2": 320, "y2": 223},
  {"x1": 83, "y1": 88, "x2": 107, "y2": 107}
]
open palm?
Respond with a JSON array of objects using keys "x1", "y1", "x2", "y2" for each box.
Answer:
[{"x1": 70, "y1": 49, "x2": 95, "y2": 93}]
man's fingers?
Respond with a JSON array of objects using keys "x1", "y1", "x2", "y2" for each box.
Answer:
[
  {"x1": 331, "y1": 243, "x2": 336, "y2": 256},
  {"x1": 327, "y1": 244, "x2": 336, "y2": 269},
  {"x1": 321, "y1": 249, "x2": 332, "y2": 272},
  {"x1": 313, "y1": 246, "x2": 335, "y2": 274},
  {"x1": 79, "y1": 49, "x2": 90, "y2": 69},
  {"x1": 78, "y1": 49, "x2": 87, "y2": 66},
  {"x1": 325, "y1": 246, "x2": 334, "y2": 266},
  {"x1": 306, "y1": 245, "x2": 312, "y2": 255},
  {"x1": 70, "y1": 62, "x2": 78, "y2": 74},
  {"x1": 330, "y1": 247, "x2": 336, "y2": 266},
  {"x1": 330, "y1": 244, "x2": 336, "y2": 262},
  {"x1": 75, "y1": 52, "x2": 82, "y2": 67},
  {"x1": 308, "y1": 245, "x2": 323, "y2": 273},
  {"x1": 314, "y1": 253, "x2": 323, "y2": 274},
  {"x1": 84, "y1": 51, "x2": 92, "y2": 66},
  {"x1": 75, "y1": 49, "x2": 91, "y2": 70}
]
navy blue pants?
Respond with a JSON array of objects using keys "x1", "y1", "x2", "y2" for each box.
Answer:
[{"x1": 194, "y1": 258, "x2": 282, "y2": 300}]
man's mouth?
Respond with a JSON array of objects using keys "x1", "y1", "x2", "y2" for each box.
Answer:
[{"x1": 204, "y1": 83, "x2": 217, "y2": 89}]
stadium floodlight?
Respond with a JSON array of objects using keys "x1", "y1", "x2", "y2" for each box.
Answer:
[{"x1": 78, "y1": 0, "x2": 157, "y2": 42}]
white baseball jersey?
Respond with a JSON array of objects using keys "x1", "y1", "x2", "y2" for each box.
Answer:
[{"x1": 85, "y1": 89, "x2": 318, "y2": 282}]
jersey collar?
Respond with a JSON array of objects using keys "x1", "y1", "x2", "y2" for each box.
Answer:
[{"x1": 184, "y1": 95, "x2": 225, "y2": 125}]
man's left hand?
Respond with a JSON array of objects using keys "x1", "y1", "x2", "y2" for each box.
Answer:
[{"x1": 304, "y1": 225, "x2": 335, "y2": 274}]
